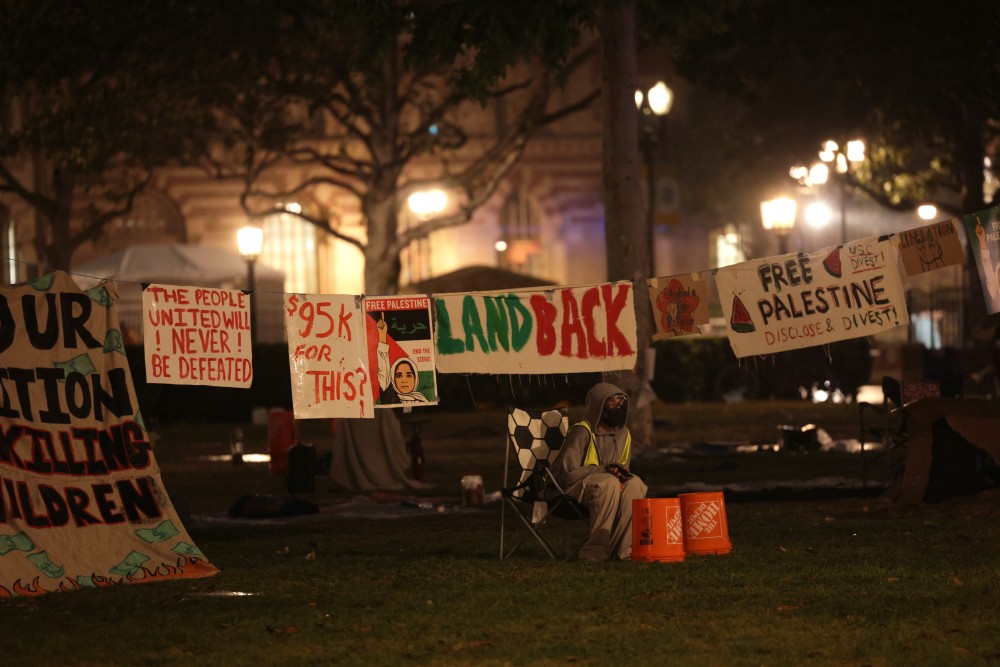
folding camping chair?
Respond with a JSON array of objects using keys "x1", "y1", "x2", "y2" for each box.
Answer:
[
  {"x1": 858, "y1": 376, "x2": 939, "y2": 487},
  {"x1": 500, "y1": 406, "x2": 590, "y2": 560}
]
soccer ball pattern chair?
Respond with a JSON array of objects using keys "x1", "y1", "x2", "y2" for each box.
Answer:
[{"x1": 500, "y1": 406, "x2": 589, "y2": 560}]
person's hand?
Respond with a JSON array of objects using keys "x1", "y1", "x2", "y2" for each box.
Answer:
[
  {"x1": 377, "y1": 312, "x2": 388, "y2": 344},
  {"x1": 605, "y1": 463, "x2": 632, "y2": 482}
]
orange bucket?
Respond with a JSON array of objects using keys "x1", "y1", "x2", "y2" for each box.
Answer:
[
  {"x1": 631, "y1": 498, "x2": 685, "y2": 562},
  {"x1": 679, "y1": 492, "x2": 732, "y2": 555}
]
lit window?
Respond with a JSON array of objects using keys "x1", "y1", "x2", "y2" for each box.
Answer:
[
  {"x1": 497, "y1": 191, "x2": 542, "y2": 274},
  {"x1": 0, "y1": 207, "x2": 15, "y2": 284},
  {"x1": 260, "y1": 208, "x2": 318, "y2": 294},
  {"x1": 714, "y1": 225, "x2": 745, "y2": 268}
]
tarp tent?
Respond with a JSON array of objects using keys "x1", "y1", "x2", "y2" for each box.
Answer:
[
  {"x1": 400, "y1": 265, "x2": 553, "y2": 294},
  {"x1": 73, "y1": 243, "x2": 286, "y2": 343}
]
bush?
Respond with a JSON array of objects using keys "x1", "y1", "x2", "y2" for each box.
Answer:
[
  {"x1": 126, "y1": 336, "x2": 872, "y2": 422},
  {"x1": 651, "y1": 336, "x2": 872, "y2": 402},
  {"x1": 128, "y1": 344, "x2": 292, "y2": 424}
]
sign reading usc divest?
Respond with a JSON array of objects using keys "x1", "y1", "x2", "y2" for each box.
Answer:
[
  {"x1": 433, "y1": 281, "x2": 638, "y2": 374},
  {"x1": 0, "y1": 272, "x2": 217, "y2": 597}
]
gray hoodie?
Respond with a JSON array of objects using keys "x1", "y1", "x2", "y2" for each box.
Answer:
[{"x1": 550, "y1": 382, "x2": 631, "y2": 488}]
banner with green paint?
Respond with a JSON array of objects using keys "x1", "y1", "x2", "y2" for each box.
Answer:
[{"x1": 433, "y1": 281, "x2": 637, "y2": 374}]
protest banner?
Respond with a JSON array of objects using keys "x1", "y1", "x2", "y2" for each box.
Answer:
[
  {"x1": 363, "y1": 296, "x2": 438, "y2": 407},
  {"x1": 285, "y1": 294, "x2": 372, "y2": 419},
  {"x1": 897, "y1": 218, "x2": 965, "y2": 276},
  {"x1": 433, "y1": 281, "x2": 638, "y2": 374},
  {"x1": 0, "y1": 272, "x2": 218, "y2": 597},
  {"x1": 962, "y1": 206, "x2": 1000, "y2": 314},
  {"x1": 647, "y1": 273, "x2": 710, "y2": 340},
  {"x1": 142, "y1": 284, "x2": 252, "y2": 388},
  {"x1": 716, "y1": 238, "x2": 909, "y2": 358}
]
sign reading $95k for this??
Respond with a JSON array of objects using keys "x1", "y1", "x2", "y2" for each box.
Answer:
[{"x1": 285, "y1": 293, "x2": 371, "y2": 419}]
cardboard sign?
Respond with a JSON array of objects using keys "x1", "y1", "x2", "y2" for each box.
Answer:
[
  {"x1": 285, "y1": 294, "x2": 372, "y2": 419},
  {"x1": 716, "y1": 238, "x2": 909, "y2": 358},
  {"x1": 0, "y1": 272, "x2": 217, "y2": 597},
  {"x1": 142, "y1": 284, "x2": 252, "y2": 388},
  {"x1": 434, "y1": 281, "x2": 637, "y2": 374},
  {"x1": 647, "y1": 273, "x2": 710, "y2": 339},
  {"x1": 363, "y1": 296, "x2": 438, "y2": 407},
  {"x1": 897, "y1": 219, "x2": 965, "y2": 276},
  {"x1": 962, "y1": 207, "x2": 1000, "y2": 314}
]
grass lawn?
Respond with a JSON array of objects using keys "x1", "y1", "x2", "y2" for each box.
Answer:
[{"x1": 4, "y1": 401, "x2": 1000, "y2": 666}]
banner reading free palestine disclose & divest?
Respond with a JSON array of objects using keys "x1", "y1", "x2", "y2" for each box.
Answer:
[{"x1": 716, "y1": 237, "x2": 909, "y2": 358}]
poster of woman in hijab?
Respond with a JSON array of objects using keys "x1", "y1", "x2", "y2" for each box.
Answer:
[{"x1": 364, "y1": 296, "x2": 439, "y2": 407}]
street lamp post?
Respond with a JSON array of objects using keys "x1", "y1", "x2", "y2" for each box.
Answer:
[
  {"x1": 237, "y1": 225, "x2": 263, "y2": 340},
  {"x1": 635, "y1": 80, "x2": 673, "y2": 277},
  {"x1": 760, "y1": 197, "x2": 797, "y2": 254},
  {"x1": 792, "y1": 139, "x2": 864, "y2": 244},
  {"x1": 404, "y1": 188, "x2": 447, "y2": 284}
]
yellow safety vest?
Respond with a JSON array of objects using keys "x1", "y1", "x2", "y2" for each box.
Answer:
[{"x1": 575, "y1": 420, "x2": 630, "y2": 467}]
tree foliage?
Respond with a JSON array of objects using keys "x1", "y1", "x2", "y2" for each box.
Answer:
[
  {"x1": 0, "y1": 0, "x2": 220, "y2": 270},
  {"x1": 194, "y1": 0, "x2": 600, "y2": 293},
  {"x1": 664, "y1": 0, "x2": 1000, "y2": 218}
]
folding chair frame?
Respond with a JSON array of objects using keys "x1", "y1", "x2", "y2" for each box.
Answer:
[
  {"x1": 499, "y1": 408, "x2": 590, "y2": 560},
  {"x1": 859, "y1": 376, "x2": 911, "y2": 487}
]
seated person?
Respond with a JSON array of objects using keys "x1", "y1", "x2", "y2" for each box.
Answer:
[{"x1": 551, "y1": 382, "x2": 648, "y2": 561}]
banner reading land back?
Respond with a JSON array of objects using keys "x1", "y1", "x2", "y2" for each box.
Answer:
[
  {"x1": 433, "y1": 281, "x2": 637, "y2": 374},
  {"x1": 0, "y1": 272, "x2": 217, "y2": 597},
  {"x1": 716, "y1": 238, "x2": 909, "y2": 358}
]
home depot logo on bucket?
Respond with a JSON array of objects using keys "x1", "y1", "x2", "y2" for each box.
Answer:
[
  {"x1": 631, "y1": 498, "x2": 685, "y2": 562},
  {"x1": 679, "y1": 492, "x2": 732, "y2": 556}
]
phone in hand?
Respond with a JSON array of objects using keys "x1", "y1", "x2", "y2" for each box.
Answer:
[{"x1": 606, "y1": 463, "x2": 634, "y2": 480}]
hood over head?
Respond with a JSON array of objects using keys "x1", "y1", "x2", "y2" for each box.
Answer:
[{"x1": 583, "y1": 381, "x2": 629, "y2": 428}]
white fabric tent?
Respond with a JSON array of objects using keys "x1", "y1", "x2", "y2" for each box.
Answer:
[{"x1": 73, "y1": 243, "x2": 287, "y2": 343}]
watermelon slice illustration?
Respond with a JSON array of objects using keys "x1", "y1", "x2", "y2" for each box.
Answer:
[
  {"x1": 730, "y1": 295, "x2": 755, "y2": 333},
  {"x1": 823, "y1": 248, "x2": 842, "y2": 278}
]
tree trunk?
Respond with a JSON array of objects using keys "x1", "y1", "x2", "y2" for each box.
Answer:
[
  {"x1": 336, "y1": 173, "x2": 425, "y2": 493},
  {"x1": 31, "y1": 159, "x2": 77, "y2": 272},
  {"x1": 598, "y1": 1, "x2": 654, "y2": 450},
  {"x1": 363, "y1": 186, "x2": 402, "y2": 296},
  {"x1": 47, "y1": 173, "x2": 76, "y2": 271}
]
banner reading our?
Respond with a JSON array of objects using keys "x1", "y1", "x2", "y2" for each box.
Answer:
[
  {"x1": 433, "y1": 281, "x2": 637, "y2": 374},
  {"x1": 0, "y1": 272, "x2": 217, "y2": 597}
]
